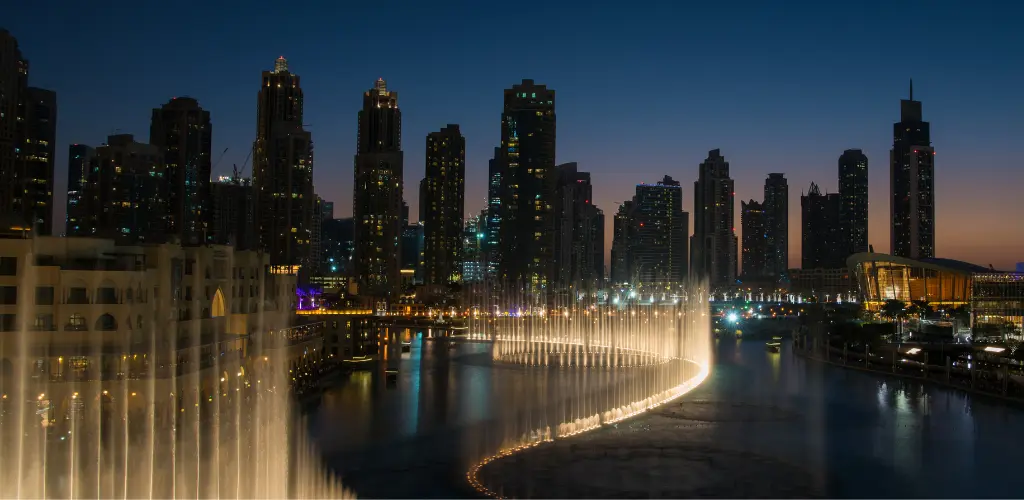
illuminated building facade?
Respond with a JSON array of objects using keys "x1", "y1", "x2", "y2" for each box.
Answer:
[
  {"x1": 463, "y1": 212, "x2": 487, "y2": 284},
  {"x1": 485, "y1": 146, "x2": 502, "y2": 280},
  {"x1": 253, "y1": 56, "x2": 315, "y2": 272},
  {"x1": 838, "y1": 149, "x2": 869, "y2": 257},
  {"x1": 498, "y1": 80, "x2": 555, "y2": 292},
  {"x1": 75, "y1": 134, "x2": 166, "y2": 244},
  {"x1": 0, "y1": 234, "x2": 308, "y2": 405},
  {"x1": 629, "y1": 176, "x2": 687, "y2": 286},
  {"x1": 848, "y1": 253, "x2": 982, "y2": 311},
  {"x1": 890, "y1": 80, "x2": 935, "y2": 259},
  {"x1": 971, "y1": 273, "x2": 1024, "y2": 339},
  {"x1": 1, "y1": 31, "x2": 58, "y2": 236},
  {"x1": 422, "y1": 125, "x2": 465, "y2": 286},
  {"x1": 150, "y1": 97, "x2": 212, "y2": 245},
  {"x1": 353, "y1": 78, "x2": 403, "y2": 298}
]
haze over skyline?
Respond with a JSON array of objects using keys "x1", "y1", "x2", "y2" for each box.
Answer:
[{"x1": 7, "y1": 0, "x2": 1023, "y2": 270}]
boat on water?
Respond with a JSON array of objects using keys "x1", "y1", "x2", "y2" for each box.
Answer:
[
  {"x1": 766, "y1": 341, "x2": 781, "y2": 353},
  {"x1": 400, "y1": 341, "x2": 412, "y2": 352}
]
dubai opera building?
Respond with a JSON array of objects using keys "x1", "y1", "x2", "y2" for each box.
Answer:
[{"x1": 848, "y1": 252, "x2": 1023, "y2": 338}]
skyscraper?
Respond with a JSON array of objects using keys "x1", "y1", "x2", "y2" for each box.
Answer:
[
  {"x1": 763, "y1": 173, "x2": 789, "y2": 278},
  {"x1": 422, "y1": 124, "x2": 466, "y2": 286},
  {"x1": 462, "y1": 211, "x2": 487, "y2": 284},
  {"x1": 498, "y1": 80, "x2": 556, "y2": 292},
  {"x1": 801, "y1": 182, "x2": 842, "y2": 269},
  {"x1": 890, "y1": 80, "x2": 935, "y2": 259},
  {"x1": 610, "y1": 201, "x2": 633, "y2": 285},
  {"x1": 1, "y1": 31, "x2": 57, "y2": 235},
  {"x1": 0, "y1": 31, "x2": 19, "y2": 215},
  {"x1": 691, "y1": 149, "x2": 737, "y2": 287},
  {"x1": 253, "y1": 56, "x2": 314, "y2": 270},
  {"x1": 150, "y1": 96, "x2": 212, "y2": 245},
  {"x1": 838, "y1": 149, "x2": 869, "y2": 258},
  {"x1": 631, "y1": 176, "x2": 688, "y2": 286},
  {"x1": 79, "y1": 134, "x2": 166, "y2": 243},
  {"x1": 740, "y1": 200, "x2": 767, "y2": 278},
  {"x1": 553, "y1": 163, "x2": 605, "y2": 292},
  {"x1": 353, "y1": 78, "x2": 403, "y2": 298},
  {"x1": 65, "y1": 144, "x2": 94, "y2": 236},
  {"x1": 211, "y1": 175, "x2": 254, "y2": 249},
  {"x1": 485, "y1": 146, "x2": 502, "y2": 280}
]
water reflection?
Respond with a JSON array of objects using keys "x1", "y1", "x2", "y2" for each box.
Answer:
[{"x1": 312, "y1": 335, "x2": 1024, "y2": 498}]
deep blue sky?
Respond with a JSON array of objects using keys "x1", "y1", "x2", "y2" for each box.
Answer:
[{"x1": 6, "y1": 0, "x2": 1023, "y2": 269}]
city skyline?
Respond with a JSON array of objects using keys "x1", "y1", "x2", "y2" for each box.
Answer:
[{"x1": 5, "y1": 2, "x2": 1023, "y2": 271}]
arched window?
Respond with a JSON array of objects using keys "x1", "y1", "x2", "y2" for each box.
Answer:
[
  {"x1": 95, "y1": 314, "x2": 117, "y2": 331},
  {"x1": 211, "y1": 288, "x2": 226, "y2": 317}
]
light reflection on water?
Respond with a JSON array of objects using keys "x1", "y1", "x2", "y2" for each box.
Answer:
[{"x1": 311, "y1": 334, "x2": 1024, "y2": 498}]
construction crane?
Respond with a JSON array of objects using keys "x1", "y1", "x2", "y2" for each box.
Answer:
[
  {"x1": 212, "y1": 147, "x2": 229, "y2": 172},
  {"x1": 232, "y1": 147, "x2": 253, "y2": 184}
]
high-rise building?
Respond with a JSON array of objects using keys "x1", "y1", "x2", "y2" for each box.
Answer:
[
  {"x1": 422, "y1": 125, "x2": 465, "y2": 286},
  {"x1": 485, "y1": 146, "x2": 502, "y2": 280},
  {"x1": 79, "y1": 134, "x2": 166, "y2": 243},
  {"x1": 691, "y1": 149, "x2": 737, "y2": 287},
  {"x1": 253, "y1": 56, "x2": 314, "y2": 271},
  {"x1": 631, "y1": 176, "x2": 688, "y2": 286},
  {"x1": 553, "y1": 163, "x2": 606, "y2": 292},
  {"x1": 763, "y1": 173, "x2": 789, "y2": 278},
  {"x1": 801, "y1": 182, "x2": 843, "y2": 269},
  {"x1": 0, "y1": 31, "x2": 20, "y2": 217},
  {"x1": 65, "y1": 144, "x2": 94, "y2": 236},
  {"x1": 890, "y1": 80, "x2": 935, "y2": 259},
  {"x1": 838, "y1": 149, "x2": 868, "y2": 258},
  {"x1": 321, "y1": 201, "x2": 334, "y2": 220},
  {"x1": 150, "y1": 97, "x2": 213, "y2": 245},
  {"x1": 498, "y1": 80, "x2": 556, "y2": 292},
  {"x1": 740, "y1": 200, "x2": 767, "y2": 278},
  {"x1": 310, "y1": 194, "x2": 324, "y2": 273},
  {"x1": 463, "y1": 212, "x2": 487, "y2": 284},
  {"x1": 211, "y1": 175, "x2": 254, "y2": 249},
  {"x1": 353, "y1": 78, "x2": 403, "y2": 298},
  {"x1": 610, "y1": 200, "x2": 633, "y2": 285},
  {"x1": 321, "y1": 217, "x2": 354, "y2": 276},
  {"x1": 1, "y1": 31, "x2": 57, "y2": 235}
]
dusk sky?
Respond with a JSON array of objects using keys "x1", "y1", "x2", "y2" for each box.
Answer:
[{"x1": 6, "y1": 0, "x2": 1023, "y2": 270}]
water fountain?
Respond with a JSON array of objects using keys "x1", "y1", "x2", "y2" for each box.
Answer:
[
  {"x1": 0, "y1": 241, "x2": 353, "y2": 499},
  {"x1": 464, "y1": 280, "x2": 713, "y2": 497}
]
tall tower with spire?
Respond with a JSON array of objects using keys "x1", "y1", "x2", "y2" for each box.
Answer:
[
  {"x1": 890, "y1": 79, "x2": 934, "y2": 259},
  {"x1": 253, "y1": 56, "x2": 315, "y2": 273}
]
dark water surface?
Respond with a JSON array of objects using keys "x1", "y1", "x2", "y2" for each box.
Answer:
[{"x1": 310, "y1": 334, "x2": 1024, "y2": 498}]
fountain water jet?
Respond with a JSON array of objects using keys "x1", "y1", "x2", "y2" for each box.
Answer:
[
  {"x1": 0, "y1": 239, "x2": 353, "y2": 499},
  {"x1": 464, "y1": 280, "x2": 713, "y2": 497}
]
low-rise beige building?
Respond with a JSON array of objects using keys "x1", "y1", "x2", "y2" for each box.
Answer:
[{"x1": 0, "y1": 235, "x2": 326, "y2": 419}]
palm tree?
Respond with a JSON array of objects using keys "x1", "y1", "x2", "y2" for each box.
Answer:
[
  {"x1": 881, "y1": 299, "x2": 906, "y2": 322},
  {"x1": 911, "y1": 300, "x2": 932, "y2": 320},
  {"x1": 881, "y1": 299, "x2": 907, "y2": 339}
]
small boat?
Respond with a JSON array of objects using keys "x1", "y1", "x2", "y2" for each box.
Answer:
[
  {"x1": 766, "y1": 342, "x2": 781, "y2": 353},
  {"x1": 384, "y1": 369, "x2": 399, "y2": 386},
  {"x1": 400, "y1": 341, "x2": 412, "y2": 352},
  {"x1": 447, "y1": 342, "x2": 457, "y2": 350}
]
